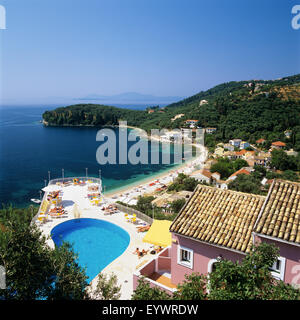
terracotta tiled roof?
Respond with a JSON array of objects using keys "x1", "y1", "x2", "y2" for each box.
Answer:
[
  {"x1": 256, "y1": 138, "x2": 266, "y2": 144},
  {"x1": 272, "y1": 141, "x2": 286, "y2": 147},
  {"x1": 229, "y1": 168, "x2": 251, "y2": 179},
  {"x1": 191, "y1": 169, "x2": 212, "y2": 179},
  {"x1": 201, "y1": 169, "x2": 212, "y2": 178},
  {"x1": 170, "y1": 185, "x2": 266, "y2": 253},
  {"x1": 254, "y1": 180, "x2": 300, "y2": 244},
  {"x1": 235, "y1": 150, "x2": 247, "y2": 156}
]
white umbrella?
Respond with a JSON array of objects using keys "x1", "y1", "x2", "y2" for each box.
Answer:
[
  {"x1": 73, "y1": 203, "x2": 81, "y2": 218},
  {"x1": 42, "y1": 185, "x2": 62, "y2": 192}
]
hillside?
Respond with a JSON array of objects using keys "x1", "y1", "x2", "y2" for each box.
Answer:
[{"x1": 42, "y1": 74, "x2": 300, "y2": 150}]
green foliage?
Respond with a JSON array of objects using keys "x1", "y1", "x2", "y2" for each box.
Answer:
[
  {"x1": 42, "y1": 75, "x2": 300, "y2": 152},
  {"x1": 228, "y1": 173, "x2": 264, "y2": 195},
  {"x1": 173, "y1": 273, "x2": 207, "y2": 300},
  {"x1": 135, "y1": 195, "x2": 155, "y2": 213},
  {"x1": 281, "y1": 170, "x2": 299, "y2": 182},
  {"x1": 134, "y1": 196, "x2": 176, "y2": 221},
  {"x1": 0, "y1": 206, "x2": 89, "y2": 300},
  {"x1": 131, "y1": 277, "x2": 171, "y2": 300},
  {"x1": 265, "y1": 170, "x2": 299, "y2": 182},
  {"x1": 0, "y1": 205, "x2": 37, "y2": 228},
  {"x1": 209, "y1": 243, "x2": 279, "y2": 300},
  {"x1": 208, "y1": 243, "x2": 300, "y2": 300},
  {"x1": 270, "y1": 149, "x2": 298, "y2": 171},
  {"x1": 48, "y1": 242, "x2": 89, "y2": 300},
  {"x1": 169, "y1": 198, "x2": 186, "y2": 214},
  {"x1": 132, "y1": 243, "x2": 300, "y2": 300},
  {"x1": 93, "y1": 273, "x2": 121, "y2": 300},
  {"x1": 167, "y1": 173, "x2": 199, "y2": 192},
  {"x1": 210, "y1": 158, "x2": 248, "y2": 179}
]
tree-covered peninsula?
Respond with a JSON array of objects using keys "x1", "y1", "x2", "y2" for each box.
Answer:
[{"x1": 43, "y1": 74, "x2": 300, "y2": 150}]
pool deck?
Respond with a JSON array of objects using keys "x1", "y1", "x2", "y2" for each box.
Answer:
[{"x1": 36, "y1": 182, "x2": 156, "y2": 300}]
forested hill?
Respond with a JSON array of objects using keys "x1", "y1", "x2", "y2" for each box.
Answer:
[{"x1": 42, "y1": 74, "x2": 300, "y2": 150}]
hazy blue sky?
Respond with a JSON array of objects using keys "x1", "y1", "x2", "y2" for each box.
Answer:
[{"x1": 0, "y1": 0, "x2": 299, "y2": 104}]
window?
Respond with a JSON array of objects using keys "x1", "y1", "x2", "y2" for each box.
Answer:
[
  {"x1": 270, "y1": 257, "x2": 286, "y2": 281},
  {"x1": 177, "y1": 246, "x2": 193, "y2": 269}
]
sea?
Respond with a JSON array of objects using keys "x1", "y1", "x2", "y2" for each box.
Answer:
[{"x1": 0, "y1": 104, "x2": 182, "y2": 208}]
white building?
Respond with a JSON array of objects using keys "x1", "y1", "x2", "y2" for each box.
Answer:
[
  {"x1": 205, "y1": 127, "x2": 217, "y2": 134},
  {"x1": 199, "y1": 99, "x2": 208, "y2": 106},
  {"x1": 240, "y1": 141, "x2": 250, "y2": 149},
  {"x1": 229, "y1": 139, "x2": 242, "y2": 148},
  {"x1": 171, "y1": 114, "x2": 185, "y2": 122}
]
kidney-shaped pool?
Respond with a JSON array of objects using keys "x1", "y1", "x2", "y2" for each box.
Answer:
[{"x1": 51, "y1": 218, "x2": 130, "y2": 282}]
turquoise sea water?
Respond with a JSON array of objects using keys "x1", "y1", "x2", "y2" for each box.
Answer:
[
  {"x1": 0, "y1": 105, "x2": 180, "y2": 207},
  {"x1": 51, "y1": 218, "x2": 130, "y2": 282}
]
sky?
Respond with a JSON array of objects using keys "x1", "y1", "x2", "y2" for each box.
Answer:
[{"x1": 0, "y1": 0, "x2": 299, "y2": 105}]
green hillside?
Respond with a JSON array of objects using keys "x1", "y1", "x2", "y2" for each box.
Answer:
[{"x1": 42, "y1": 74, "x2": 300, "y2": 150}]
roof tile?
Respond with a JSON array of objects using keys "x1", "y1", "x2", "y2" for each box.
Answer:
[
  {"x1": 254, "y1": 180, "x2": 300, "y2": 244},
  {"x1": 170, "y1": 184, "x2": 266, "y2": 253}
]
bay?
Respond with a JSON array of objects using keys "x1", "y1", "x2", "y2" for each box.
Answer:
[{"x1": 0, "y1": 104, "x2": 179, "y2": 208}]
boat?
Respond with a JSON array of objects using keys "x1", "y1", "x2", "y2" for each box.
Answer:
[{"x1": 31, "y1": 198, "x2": 41, "y2": 204}]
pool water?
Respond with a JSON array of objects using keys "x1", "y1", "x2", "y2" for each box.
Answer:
[{"x1": 51, "y1": 218, "x2": 130, "y2": 282}]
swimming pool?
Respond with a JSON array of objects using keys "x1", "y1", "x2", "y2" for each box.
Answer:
[{"x1": 51, "y1": 218, "x2": 130, "y2": 282}]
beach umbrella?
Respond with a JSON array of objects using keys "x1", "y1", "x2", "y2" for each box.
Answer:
[
  {"x1": 73, "y1": 203, "x2": 81, "y2": 218},
  {"x1": 143, "y1": 219, "x2": 172, "y2": 247},
  {"x1": 42, "y1": 185, "x2": 62, "y2": 192}
]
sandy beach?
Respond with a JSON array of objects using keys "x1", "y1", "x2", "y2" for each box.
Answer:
[{"x1": 104, "y1": 141, "x2": 207, "y2": 203}]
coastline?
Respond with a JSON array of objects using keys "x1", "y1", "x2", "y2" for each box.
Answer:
[
  {"x1": 42, "y1": 120, "x2": 207, "y2": 201},
  {"x1": 104, "y1": 164, "x2": 182, "y2": 198},
  {"x1": 104, "y1": 142, "x2": 207, "y2": 199}
]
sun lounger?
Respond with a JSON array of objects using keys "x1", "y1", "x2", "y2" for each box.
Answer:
[{"x1": 136, "y1": 225, "x2": 150, "y2": 232}]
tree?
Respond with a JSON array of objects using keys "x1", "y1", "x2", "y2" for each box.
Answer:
[
  {"x1": 131, "y1": 243, "x2": 300, "y2": 300},
  {"x1": 173, "y1": 273, "x2": 207, "y2": 300},
  {"x1": 281, "y1": 170, "x2": 299, "y2": 182},
  {"x1": 136, "y1": 195, "x2": 155, "y2": 213},
  {"x1": 252, "y1": 165, "x2": 267, "y2": 178},
  {"x1": 210, "y1": 158, "x2": 248, "y2": 180},
  {"x1": 131, "y1": 277, "x2": 171, "y2": 300},
  {"x1": 228, "y1": 174, "x2": 263, "y2": 195},
  {"x1": 170, "y1": 198, "x2": 186, "y2": 214},
  {"x1": 168, "y1": 173, "x2": 199, "y2": 192},
  {"x1": 233, "y1": 158, "x2": 248, "y2": 171},
  {"x1": 208, "y1": 243, "x2": 300, "y2": 300},
  {"x1": 93, "y1": 273, "x2": 121, "y2": 300},
  {"x1": 210, "y1": 158, "x2": 233, "y2": 179},
  {"x1": 0, "y1": 206, "x2": 89, "y2": 300},
  {"x1": 270, "y1": 149, "x2": 297, "y2": 171},
  {"x1": 48, "y1": 242, "x2": 90, "y2": 300}
]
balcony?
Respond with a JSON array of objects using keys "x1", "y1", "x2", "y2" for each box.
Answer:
[{"x1": 133, "y1": 246, "x2": 177, "y2": 295}]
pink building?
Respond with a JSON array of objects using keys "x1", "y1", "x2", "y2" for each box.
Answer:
[
  {"x1": 253, "y1": 180, "x2": 300, "y2": 285},
  {"x1": 133, "y1": 180, "x2": 300, "y2": 293}
]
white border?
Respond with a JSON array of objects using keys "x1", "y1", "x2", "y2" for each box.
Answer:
[
  {"x1": 177, "y1": 245, "x2": 194, "y2": 269},
  {"x1": 270, "y1": 256, "x2": 286, "y2": 281}
]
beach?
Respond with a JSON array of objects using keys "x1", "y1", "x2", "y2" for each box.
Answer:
[{"x1": 104, "y1": 142, "x2": 207, "y2": 204}]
